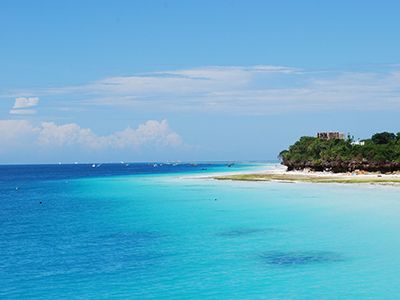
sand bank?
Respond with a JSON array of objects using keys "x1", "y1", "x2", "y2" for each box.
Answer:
[{"x1": 212, "y1": 167, "x2": 400, "y2": 186}]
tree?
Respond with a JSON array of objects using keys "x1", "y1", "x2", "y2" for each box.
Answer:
[
  {"x1": 371, "y1": 132, "x2": 396, "y2": 144},
  {"x1": 278, "y1": 150, "x2": 288, "y2": 160},
  {"x1": 396, "y1": 132, "x2": 400, "y2": 142},
  {"x1": 280, "y1": 132, "x2": 400, "y2": 163}
]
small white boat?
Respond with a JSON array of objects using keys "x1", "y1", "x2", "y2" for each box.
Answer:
[{"x1": 92, "y1": 164, "x2": 96, "y2": 167}]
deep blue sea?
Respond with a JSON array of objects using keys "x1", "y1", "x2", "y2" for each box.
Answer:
[{"x1": 2, "y1": 162, "x2": 400, "y2": 299}]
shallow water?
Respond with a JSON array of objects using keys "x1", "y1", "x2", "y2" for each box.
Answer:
[{"x1": 1, "y1": 163, "x2": 400, "y2": 299}]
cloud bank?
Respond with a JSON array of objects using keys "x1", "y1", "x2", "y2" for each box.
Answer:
[
  {"x1": 5, "y1": 65, "x2": 400, "y2": 115},
  {"x1": 64, "y1": 65, "x2": 400, "y2": 115},
  {"x1": 0, "y1": 119, "x2": 183, "y2": 149},
  {"x1": 0, "y1": 120, "x2": 40, "y2": 144}
]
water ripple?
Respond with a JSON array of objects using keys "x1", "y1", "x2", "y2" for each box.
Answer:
[
  {"x1": 218, "y1": 228, "x2": 282, "y2": 237},
  {"x1": 259, "y1": 251, "x2": 344, "y2": 266}
]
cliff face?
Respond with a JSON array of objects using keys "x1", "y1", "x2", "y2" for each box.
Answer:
[{"x1": 282, "y1": 160, "x2": 400, "y2": 173}]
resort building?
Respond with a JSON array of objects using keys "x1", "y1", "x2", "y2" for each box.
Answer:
[
  {"x1": 351, "y1": 141, "x2": 365, "y2": 146},
  {"x1": 316, "y1": 132, "x2": 345, "y2": 140}
]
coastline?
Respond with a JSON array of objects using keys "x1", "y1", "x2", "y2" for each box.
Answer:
[{"x1": 211, "y1": 165, "x2": 400, "y2": 186}]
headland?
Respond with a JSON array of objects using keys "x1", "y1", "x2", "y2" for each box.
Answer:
[{"x1": 214, "y1": 131, "x2": 400, "y2": 186}]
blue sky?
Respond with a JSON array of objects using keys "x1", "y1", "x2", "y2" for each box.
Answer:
[{"x1": 1, "y1": 0, "x2": 400, "y2": 163}]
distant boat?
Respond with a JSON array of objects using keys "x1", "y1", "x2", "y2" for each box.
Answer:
[
  {"x1": 75, "y1": 162, "x2": 78, "y2": 164},
  {"x1": 120, "y1": 161, "x2": 124, "y2": 164},
  {"x1": 97, "y1": 164, "x2": 101, "y2": 167},
  {"x1": 126, "y1": 164, "x2": 129, "y2": 166},
  {"x1": 59, "y1": 162, "x2": 61, "y2": 165},
  {"x1": 92, "y1": 164, "x2": 96, "y2": 167}
]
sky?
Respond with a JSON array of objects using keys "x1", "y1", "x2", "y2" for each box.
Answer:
[{"x1": 1, "y1": 0, "x2": 400, "y2": 164}]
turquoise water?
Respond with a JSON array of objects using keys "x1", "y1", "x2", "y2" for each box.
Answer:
[{"x1": 2, "y1": 163, "x2": 400, "y2": 299}]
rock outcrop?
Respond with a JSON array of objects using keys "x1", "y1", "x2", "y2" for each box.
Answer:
[{"x1": 282, "y1": 160, "x2": 400, "y2": 173}]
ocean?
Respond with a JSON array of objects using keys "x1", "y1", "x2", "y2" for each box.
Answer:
[{"x1": 1, "y1": 162, "x2": 400, "y2": 299}]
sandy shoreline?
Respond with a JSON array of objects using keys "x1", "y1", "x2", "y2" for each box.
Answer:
[{"x1": 209, "y1": 165, "x2": 400, "y2": 186}]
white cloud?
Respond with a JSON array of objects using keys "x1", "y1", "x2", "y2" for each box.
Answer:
[
  {"x1": 5, "y1": 65, "x2": 400, "y2": 115},
  {"x1": 13, "y1": 97, "x2": 39, "y2": 108},
  {"x1": 84, "y1": 66, "x2": 298, "y2": 96},
  {"x1": 9, "y1": 109, "x2": 37, "y2": 114},
  {"x1": 37, "y1": 119, "x2": 182, "y2": 148},
  {"x1": 38, "y1": 122, "x2": 98, "y2": 147},
  {"x1": 0, "y1": 120, "x2": 40, "y2": 144},
  {"x1": 75, "y1": 65, "x2": 400, "y2": 114},
  {"x1": 111, "y1": 120, "x2": 183, "y2": 148},
  {"x1": 0, "y1": 119, "x2": 183, "y2": 151}
]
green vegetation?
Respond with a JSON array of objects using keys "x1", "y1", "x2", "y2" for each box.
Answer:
[{"x1": 279, "y1": 132, "x2": 400, "y2": 163}]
